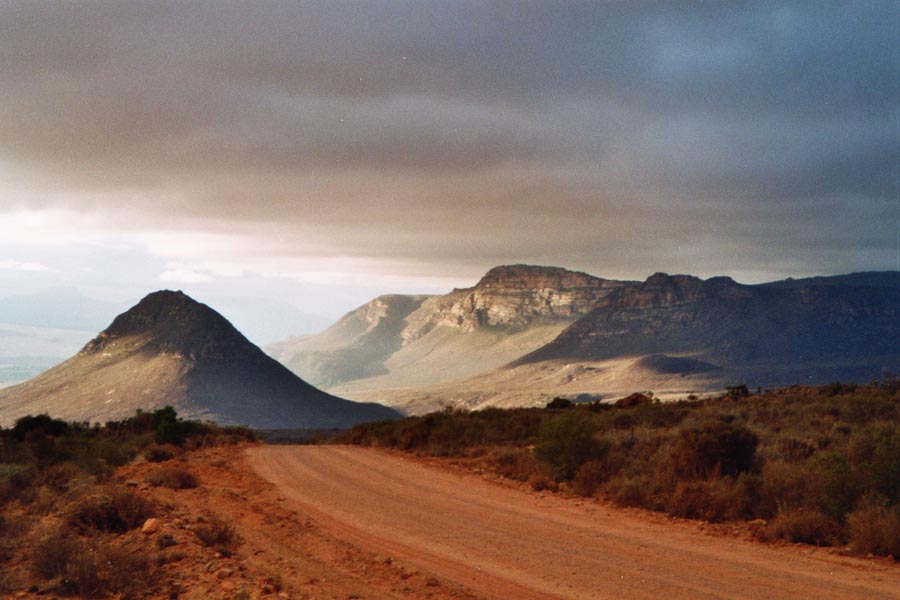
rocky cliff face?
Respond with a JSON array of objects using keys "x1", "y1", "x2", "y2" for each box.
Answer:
[
  {"x1": 518, "y1": 272, "x2": 900, "y2": 374},
  {"x1": 403, "y1": 265, "x2": 630, "y2": 342},
  {"x1": 267, "y1": 265, "x2": 633, "y2": 390}
]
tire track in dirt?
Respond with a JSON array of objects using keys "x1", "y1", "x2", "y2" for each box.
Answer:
[{"x1": 246, "y1": 445, "x2": 899, "y2": 600}]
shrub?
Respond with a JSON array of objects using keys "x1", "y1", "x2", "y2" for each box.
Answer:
[
  {"x1": 534, "y1": 412, "x2": 610, "y2": 480},
  {"x1": 0, "y1": 464, "x2": 37, "y2": 505},
  {"x1": 492, "y1": 449, "x2": 543, "y2": 482},
  {"x1": 145, "y1": 467, "x2": 198, "y2": 490},
  {"x1": 667, "y1": 423, "x2": 758, "y2": 480},
  {"x1": 605, "y1": 475, "x2": 660, "y2": 510},
  {"x1": 764, "y1": 508, "x2": 838, "y2": 546},
  {"x1": 546, "y1": 397, "x2": 573, "y2": 410},
  {"x1": 194, "y1": 516, "x2": 239, "y2": 555},
  {"x1": 664, "y1": 475, "x2": 760, "y2": 522},
  {"x1": 571, "y1": 459, "x2": 609, "y2": 497},
  {"x1": 32, "y1": 529, "x2": 83, "y2": 580},
  {"x1": 528, "y1": 473, "x2": 559, "y2": 492},
  {"x1": 143, "y1": 443, "x2": 180, "y2": 462},
  {"x1": 67, "y1": 487, "x2": 155, "y2": 533},
  {"x1": 849, "y1": 423, "x2": 900, "y2": 503},
  {"x1": 847, "y1": 498, "x2": 900, "y2": 557},
  {"x1": 757, "y1": 460, "x2": 811, "y2": 518},
  {"x1": 12, "y1": 414, "x2": 69, "y2": 440},
  {"x1": 812, "y1": 452, "x2": 861, "y2": 520},
  {"x1": 32, "y1": 529, "x2": 153, "y2": 598}
]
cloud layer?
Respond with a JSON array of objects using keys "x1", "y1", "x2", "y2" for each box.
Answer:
[{"x1": 0, "y1": 1, "x2": 896, "y2": 292}]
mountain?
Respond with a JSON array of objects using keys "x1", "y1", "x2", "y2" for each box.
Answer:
[
  {"x1": 268, "y1": 265, "x2": 632, "y2": 391},
  {"x1": 516, "y1": 272, "x2": 899, "y2": 384},
  {"x1": 757, "y1": 271, "x2": 900, "y2": 290},
  {"x1": 0, "y1": 290, "x2": 399, "y2": 428},
  {"x1": 287, "y1": 269, "x2": 898, "y2": 415}
]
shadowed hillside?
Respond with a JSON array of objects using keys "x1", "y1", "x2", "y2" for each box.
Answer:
[{"x1": 0, "y1": 291, "x2": 399, "y2": 429}]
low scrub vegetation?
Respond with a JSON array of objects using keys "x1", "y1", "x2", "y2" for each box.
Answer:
[
  {"x1": 194, "y1": 514, "x2": 240, "y2": 556},
  {"x1": 0, "y1": 407, "x2": 254, "y2": 596},
  {"x1": 338, "y1": 379, "x2": 900, "y2": 559}
]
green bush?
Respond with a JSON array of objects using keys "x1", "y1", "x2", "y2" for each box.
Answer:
[
  {"x1": 534, "y1": 412, "x2": 610, "y2": 481},
  {"x1": 667, "y1": 423, "x2": 758, "y2": 480},
  {"x1": 812, "y1": 452, "x2": 861, "y2": 520}
]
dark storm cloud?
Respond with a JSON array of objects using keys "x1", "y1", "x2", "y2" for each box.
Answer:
[{"x1": 0, "y1": 1, "x2": 895, "y2": 279}]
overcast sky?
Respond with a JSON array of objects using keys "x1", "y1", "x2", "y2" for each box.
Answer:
[{"x1": 0, "y1": 1, "x2": 897, "y2": 321}]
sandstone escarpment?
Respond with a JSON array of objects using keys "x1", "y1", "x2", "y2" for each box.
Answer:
[
  {"x1": 402, "y1": 265, "x2": 630, "y2": 342},
  {"x1": 518, "y1": 272, "x2": 900, "y2": 371}
]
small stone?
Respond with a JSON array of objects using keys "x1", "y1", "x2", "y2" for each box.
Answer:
[
  {"x1": 220, "y1": 581, "x2": 236, "y2": 592},
  {"x1": 217, "y1": 568, "x2": 234, "y2": 579},
  {"x1": 426, "y1": 577, "x2": 440, "y2": 587},
  {"x1": 141, "y1": 518, "x2": 161, "y2": 535},
  {"x1": 125, "y1": 479, "x2": 140, "y2": 487},
  {"x1": 261, "y1": 584, "x2": 274, "y2": 594}
]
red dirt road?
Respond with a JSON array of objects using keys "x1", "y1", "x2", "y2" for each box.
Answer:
[{"x1": 246, "y1": 445, "x2": 899, "y2": 600}]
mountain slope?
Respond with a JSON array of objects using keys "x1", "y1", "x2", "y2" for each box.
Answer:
[
  {"x1": 336, "y1": 271, "x2": 899, "y2": 414},
  {"x1": 268, "y1": 265, "x2": 632, "y2": 390},
  {"x1": 516, "y1": 272, "x2": 899, "y2": 382},
  {"x1": 0, "y1": 291, "x2": 399, "y2": 428}
]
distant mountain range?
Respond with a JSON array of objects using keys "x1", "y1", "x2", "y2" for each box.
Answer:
[
  {"x1": 1, "y1": 266, "x2": 895, "y2": 423},
  {"x1": 267, "y1": 266, "x2": 899, "y2": 414},
  {"x1": 0, "y1": 291, "x2": 399, "y2": 428}
]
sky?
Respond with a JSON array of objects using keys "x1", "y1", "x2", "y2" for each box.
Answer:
[{"x1": 0, "y1": 1, "x2": 897, "y2": 322}]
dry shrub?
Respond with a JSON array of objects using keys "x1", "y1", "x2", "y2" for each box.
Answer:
[
  {"x1": 528, "y1": 472, "x2": 558, "y2": 492},
  {"x1": 847, "y1": 498, "x2": 900, "y2": 557},
  {"x1": 666, "y1": 423, "x2": 758, "y2": 480},
  {"x1": 605, "y1": 475, "x2": 660, "y2": 510},
  {"x1": 143, "y1": 444, "x2": 180, "y2": 463},
  {"x1": 664, "y1": 476, "x2": 759, "y2": 522},
  {"x1": 32, "y1": 527, "x2": 154, "y2": 598},
  {"x1": 492, "y1": 449, "x2": 542, "y2": 483},
  {"x1": 764, "y1": 508, "x2": 839, "y2": 546},
  {"x1": 67, "y1": 486, "x2": 155, "y2": 533},
  {"x1": 0, "y1": 464, "x2": 37, "y2": 505},
  {"x1": 571, "y1": 459, "x2": 608, "y2": 497},
  {"x1": 194, "y1": 515, "x2": 239, "y2": 555},
  {"x1": 145, "y1": 467, "x2": 198, "y2": 490},
  {"x1": 757, "y1": 460, "x2": 811, "y2": 518},
  {"x1": 776, "y1": 437, "x2": 816, "y2": 461}
]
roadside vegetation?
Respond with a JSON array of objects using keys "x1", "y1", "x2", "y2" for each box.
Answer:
[
  {"x1": 0, "y1": 407, "x2": 254, "y2": 597},
  {"x1": 338, "y1": 378, "x2": 900, "y2": 559}
]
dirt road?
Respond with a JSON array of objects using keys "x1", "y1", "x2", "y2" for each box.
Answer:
[{"x1": 246, "y1": 445, "x2": 898, "y2": 600}]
